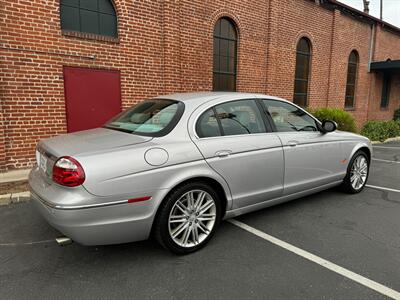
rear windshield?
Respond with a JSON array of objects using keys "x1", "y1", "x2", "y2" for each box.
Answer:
[{"x1": 104, "y1": 99, "x2": 184, "y2": 137}]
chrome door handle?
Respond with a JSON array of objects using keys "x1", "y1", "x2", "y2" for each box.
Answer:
[
  {"x1": 215, "y1": 150, "x2": 231, "y2": 158},
  {"x1": 287, "y1": 140, "x2": 298, "y2": 147}
]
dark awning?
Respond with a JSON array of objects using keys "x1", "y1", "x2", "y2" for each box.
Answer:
[{"x1": 370, "y1": 60, "x2": 400, "y2": 72}]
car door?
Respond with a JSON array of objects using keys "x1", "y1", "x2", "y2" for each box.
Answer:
[
  {"x1": 192, "y1": 99, "x2": 284, "y2": 209},
  {"x1": 260, "y1": 99, "x2": 345, "y2": 195}
]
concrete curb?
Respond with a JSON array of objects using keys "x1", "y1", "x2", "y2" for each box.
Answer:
[
  {"x1": 371, "y1": 137, "x2": 400, "y2": 144},
  {"x1": 0, "y1": 169, "x2": 31, "y2": 184},
  {"x1": 0, "y1": 191, "x2": 31, "y2": 206}
]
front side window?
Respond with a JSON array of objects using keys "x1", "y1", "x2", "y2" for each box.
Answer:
[
  {"x1": 380, "y1": 73, "x2": 391, "y2": 109},
  {"x1": 213, "y1": 18, "x2": 237, "y2": 91},
  {"x1": 345, "y1": 51, "x2": 359, "y2": 108},
  {"x1": 263, "y1": 99, "x2": 318, "y2": 132},
  {"x1": 105, "y1": 99, "x2": 184, "y2": 136},
  {"x1": 60, "y1": 0, "x2": 118, "y2": 37},
  {"x1": 293, "y1": 37, "x2": 312, "y2": 107}
]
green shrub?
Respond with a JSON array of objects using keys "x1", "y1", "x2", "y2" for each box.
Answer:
[
  {"x1": 394, "y1": 108, "x2": 400, "y2": 121},
  {"x1": 361, "y1": 120, "x2": 400, "y2": 142},
  {"x1": 309, "y1": 108, "x2": 357, "y2": 133}
]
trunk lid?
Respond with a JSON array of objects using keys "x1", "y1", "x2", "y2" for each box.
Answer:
[{"x1": 36, "y1": 128, "x2": 152, "y2": 180}]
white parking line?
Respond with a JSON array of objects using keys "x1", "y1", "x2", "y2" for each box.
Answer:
[
  {"x1": 366, "y1": 184, "x2": 400, "y2": 193},
  {"x1": 229, "y1": 219, "x2": 400, "y2": 299},
  {"x1": 372, "y1": 158, "x2": 400, "y2": 164},
  {"x1": 373, "y1": 146, "x2": 400, "y2": 150}
]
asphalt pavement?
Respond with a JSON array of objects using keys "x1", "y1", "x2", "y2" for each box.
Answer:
[{"x1": 0, "y1": 143, "x2": 399, "y2": 299}]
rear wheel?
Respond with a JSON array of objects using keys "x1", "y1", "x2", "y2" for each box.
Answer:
[
  {"x1": 154, "y1": 182, "x2": 221, "y2": 255},
  {"x1": 341, "y1": 150, "x2": 369, "y2": 194}
]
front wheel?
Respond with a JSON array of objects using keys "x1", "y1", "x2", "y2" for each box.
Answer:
[
  {"x1": 341, "y1": 150, "x2": 370, "y2": 194},
  {"x1": 153, "y1": 182, "x2": 221, "y2": 255}
]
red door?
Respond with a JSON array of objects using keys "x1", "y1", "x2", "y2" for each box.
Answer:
[{"x1": 63, "y1": 67, "x2": 122, "y2": 133}]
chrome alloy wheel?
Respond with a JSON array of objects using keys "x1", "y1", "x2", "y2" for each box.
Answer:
[
  {"x1": 350, "y1": 155, "x2": 368, "y2": 190},
  {"x1": 168, "y1": 190, "x2": 217, "y2": 248}
]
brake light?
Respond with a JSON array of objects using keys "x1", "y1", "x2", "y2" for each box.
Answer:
[{"x1": 53, "y1": 156, "x2": 85, "y2": 187}]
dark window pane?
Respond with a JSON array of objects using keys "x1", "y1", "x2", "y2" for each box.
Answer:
[
  {"x1": 228, "y1": 57, "x2": 235, "y2": 73},
  {"x1": 293, "y1": 38, "x2": 311, "y2": 106},
  {"x1": 60, "y1": 0, "x2": 117, "y2": 37},
  {"x1": 349, "y1": 51, "x2": 358, "y2": 64},
  {"x1": 297, "y1": 38, "x2": 310, "y2": 54},
  {"x1": 220, "y1": 39, "x2": 228, "y2": 56},
  {"x1": 220, "y1": 56, "x2": 228, "y2": 72},
  {"x1": 345, "y1": 84, "x2": 355, "y2": 98},
  {"x1": 345, "y1": 96, "x2": 354, "y2": 108},
  {"x1": 60, "y1": 5, "x2": 80, "y2": 31},
  {"x1": 293, "y1": 94, "x2": 307, "y2": 107},
  {"x1": 226, "y1": 74, "x2": 235, "y2": 91},
  {"x1": 347, "y1": 67, "x2": 356, "y2": 84},
  {"x1": 381, "y1": 74, "x2": 391, "y2": 108},
  {"x1": 99, "y1": 13, "x2": 117, "y2": 36},
  {"x1": 80, "y1": 9, "x2": 99, "y2": 34},
  {"x1": 213, "y1": 73, "x2": 222, "y2": 91},
  {"x1": 196, "y1": 109, "x2": 221, "y2": 138},
  {"x1": 99, "y1": 0, "x2": 116, "y2": 14},
  {"x1": 228, "y1": 24, "x2": 236, "y2": 40},
  {"x1": 80, "y1": 0, "x2": 98, "y2": 11},
  {"x1": 294, "y1": 80, "x2": 308, "y2": 94},
  {"x1": 61, "y1": 0, "x2": 79, "y2": 7},
  {"x1": 213, "y1": 18, "x2": 237, "y2": 91},
  {"x1": 344, "y1": 51, "x2": 358, "y2": 108},
  {"x1": 228, "y1": 40, "x2": 235, "y2": 57},
  {"x1": 220, "y1": 18, "x2": 230, "y2": 38},
  {"x1": 294, "y1": 54, "x2": 310, "y2": 80}
]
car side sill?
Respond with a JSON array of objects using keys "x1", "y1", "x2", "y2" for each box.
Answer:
[{"x1": 224, "y1": 180, "x2": 342, "y2": 219}]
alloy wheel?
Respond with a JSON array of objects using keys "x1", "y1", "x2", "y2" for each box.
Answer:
[
  {"x1": 350, "y1": 155, "x2": 368, "y2": 190},
  {"x1": 168, "y1": 190, "x2": 217, "y2": 248}
]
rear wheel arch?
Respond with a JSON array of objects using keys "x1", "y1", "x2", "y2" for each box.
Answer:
[{"x1": 151, "y1": 177, "x2": 228, "y2": 234}]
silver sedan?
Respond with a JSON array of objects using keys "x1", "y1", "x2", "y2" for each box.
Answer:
[{"x1": 29, "y1": 92, "x2": 372, "y2": 254}]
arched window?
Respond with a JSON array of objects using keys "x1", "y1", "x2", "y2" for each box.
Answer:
[
  {"x1": 293, "y1": 37, "x2": 311, "y2": 107},
  {"x1": 213, "y1": 18, "x2": 237, "y2": 91},
  {"x1": 60, "y1": 0, "x2": 117, "y2": 38},
  {"x1": 345, "y1": 50, "x2": 359, "y2": 108}
]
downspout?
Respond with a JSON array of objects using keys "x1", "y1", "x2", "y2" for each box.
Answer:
[
  {"x1": 366, "y1": 23, "x2": 376, "y2": 122},
  {"x1": 368, "y1": 23, "x2": 375, "y2": 72}
]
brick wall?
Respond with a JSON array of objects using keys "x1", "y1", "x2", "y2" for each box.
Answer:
[{"x1": 1, "y1": 0, "x2": 400, "y2": 171}]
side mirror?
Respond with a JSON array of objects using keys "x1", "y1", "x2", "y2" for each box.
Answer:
[{"x1": 320, "y1": 120, "x2": 337, "y2": 133}]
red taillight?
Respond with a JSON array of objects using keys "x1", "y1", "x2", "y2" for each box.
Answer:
[{"x1": 52, "y1": 156, "x2": 85, "y2": 187}]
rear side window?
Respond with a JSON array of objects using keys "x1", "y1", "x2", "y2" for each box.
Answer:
[
  {"x1": 196, "y1": 99, "x2": 266, "y2": 138},
  {"x1": 196, "y1": 109, "x2": 221, "y2": 138},
  {"x1": 215, "y1": 100, "x2": 265, "y2": 136},
  {"x1": 105, "y1": 99, "x2": 184, "y2": 137}
]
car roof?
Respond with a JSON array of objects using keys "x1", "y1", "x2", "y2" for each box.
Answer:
[{"x1": 154, "y1": 92, "x2": 285, "y2": 103}]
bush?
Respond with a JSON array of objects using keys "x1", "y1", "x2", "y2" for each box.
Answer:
[
  {"x1": 394, "y1": 108, "x2": 400, "y2": 121},
  {"x1": 309, "y1": 108, "x2": 357, "y2": 133},
  {"x1": 361, "y1": 120, "x2": 400, "y2": 142}
]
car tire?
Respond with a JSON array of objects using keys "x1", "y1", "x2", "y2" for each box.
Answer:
[
  {"x1": 341, "y1": 150, "x2": 370, "y2": 194},
  {"x1": 153, "y1": 182, "x2": 222, "y2": 255}
]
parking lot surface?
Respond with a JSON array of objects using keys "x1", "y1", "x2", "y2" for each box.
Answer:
[{"x1": 0, "y1": 143, "x2": 399, "y2": 299}]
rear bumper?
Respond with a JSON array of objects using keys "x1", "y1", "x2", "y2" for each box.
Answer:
[
  {"x1": 29, "y1": 168, "x2": 165, "y2": 246},
  {"x1": 30, "y1": 190, "x2": 155, "y2": 245},
  {"x1": 31, "y1": 192, "x2": 153, "y2": 245}
]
